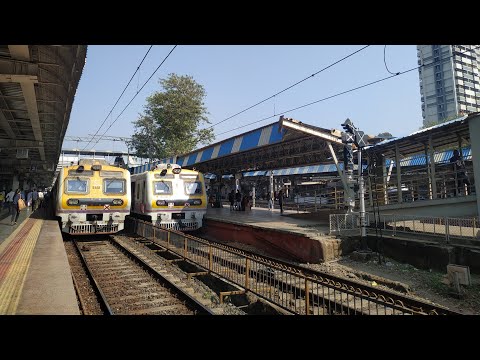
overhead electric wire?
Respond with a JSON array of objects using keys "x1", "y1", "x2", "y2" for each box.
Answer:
[
  {"x1": 204, "y1": 45, "x2": 371, "y2": 130},
  {"x1": 383, "y1": 45, "x2": 399, "y2": 75},
  {"x1": 81, "y1": 45, "x2": 153, "y2": 151},
  {"x1": 90, "y1": 45, "x2": 178, "y2": 149},
  {"x1": 214, "y1": 44, "x2": 480, "y2": 138}
]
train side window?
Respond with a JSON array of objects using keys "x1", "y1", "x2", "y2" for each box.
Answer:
[
  {"x1": 65, "y1": 178, "x2": 89, "y2": 194},
  {"x1": 142, "y1": 181, "x2": 146, "y2": 202},
  {"x1": 136, "y1": 183, "x2": 140, "y2": 200},
  {"x1": 103, "y1": 179, "x2": 126, "y2": 194},
  {"x1": 153, "y1": 181, "x2": 172, "y2": 195},
  {"x1": 184, "y1": 181, "x2": 203, "y2": 195}
]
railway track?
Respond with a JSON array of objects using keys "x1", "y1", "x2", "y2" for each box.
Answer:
[
  {"x1": 128, "y1": 218, "x2": 462, "y2": 315},
  {"x1": 73, "y1": 237, "x2": 214, "y2": 315}
]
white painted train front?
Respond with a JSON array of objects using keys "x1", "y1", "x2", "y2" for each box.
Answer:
[{"x1": 130, "y1": 163, "x2": 207, "y2": 231}]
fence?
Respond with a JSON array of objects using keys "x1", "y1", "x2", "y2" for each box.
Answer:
[
  {"x1": 125, "y1": 217, "x2": 454, "y2": 314},
  {"x1": 330, "y1": 213, "x2": 480, "y2": 245}
]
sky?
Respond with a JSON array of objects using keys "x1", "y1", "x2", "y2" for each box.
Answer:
[{"x1": 63, "y1": 45, "x2": 422, "y2": 154}]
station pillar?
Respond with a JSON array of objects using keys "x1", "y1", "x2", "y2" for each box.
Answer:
[
  {"x1": 12, "y1": 175, "x2": 19, "y2": 191},
  {"x1": 469, "y1": 116, "x2": 480, "y2": 218}
]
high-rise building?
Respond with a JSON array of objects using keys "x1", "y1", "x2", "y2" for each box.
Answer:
[{"x1": 417, "y1": 45, "x2": 480, "y2": 127}]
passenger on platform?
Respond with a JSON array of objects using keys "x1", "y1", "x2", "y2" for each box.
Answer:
[
  {"x1": 5, "y1": 189, "x2": 15, "y2": 215},
  {"x1": 31, "y1": 188, "x2": 38, "y2": 211},
  {"x1": 240, "y1": 192, "x2": 247, "y2": 211},
  {"x1": 27, "y1": 190, "x2": 33, "y2": 209},
  {"x1": 449, "y1": 149, "x2": 471, "y2": 195},
  {"x1": 38, "y1": 189, "x2": 44, "y2": 209},
  {"x1": 235, "y1": 190, "x2": 242, "y2": 211},
  {"x1": 11, "y1": 189, "x2": 21, "y2": 225},
  {"x1": 228, "y1": 190, "x2": 235, "y2": 210},
  {"x1": 278, "y1": 189, "x2": 284, "y2": 214},
  {"x1": 43, "y1": 191, "x2": 51, "y2": 214},
  {"x1": 0, "y1": 190, "x2": 4, "y2": 210}
]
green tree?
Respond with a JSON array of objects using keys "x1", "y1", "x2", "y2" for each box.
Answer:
[
  {"x1": 129, "y1": 73, "x2": 215, "y2": 161},
  {"x1": 377, "y1": 132, "x2": 393, "y2": 138}
]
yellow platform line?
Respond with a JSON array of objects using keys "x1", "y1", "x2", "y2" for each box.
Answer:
[
  {"x1": 0, "y1": 219, "x2": 43, "y2": 314},
  {"x1": 0, "y1": 217, "x2": 31, "y2": 255}
]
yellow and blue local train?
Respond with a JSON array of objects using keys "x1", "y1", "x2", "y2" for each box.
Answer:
[
  {"x1": 53, "y1": 159, "x2": 131, "y2": 234},
  {"x1": 130, "y1": 163, "x2": 207, "y2": 231}
]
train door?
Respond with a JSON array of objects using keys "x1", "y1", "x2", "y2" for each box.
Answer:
[{"x1": 131, "y1": 181, "x2": 136, "y2": 210}]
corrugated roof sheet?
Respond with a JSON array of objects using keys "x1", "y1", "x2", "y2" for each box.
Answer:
[{"x1": 130, "y1": 122, "x2": 286, "y2": 174}]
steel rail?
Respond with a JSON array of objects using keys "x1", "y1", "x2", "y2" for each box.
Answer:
[{"x1": 128, "y1": 218, "x2": 461, "y2": 315}]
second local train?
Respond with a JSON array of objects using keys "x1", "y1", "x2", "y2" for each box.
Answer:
[{"x1": 130, "y1": 163, "x2": 207, "y2": 231}]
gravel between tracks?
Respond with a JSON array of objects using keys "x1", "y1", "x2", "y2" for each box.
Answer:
[
  {"x1": 64, "y1": 241, "x2": 103, "y2": 315},
  {"x1": 112, "y1": 234, "x2": 245, "y2": 315}
]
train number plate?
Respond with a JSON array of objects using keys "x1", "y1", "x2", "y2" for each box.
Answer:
[
  {"x1": 80, "y1": 205, "x2": 87, "y2": 210},
  {"x1": 172, "y1": 213, "x2": 185, "y2": 219}
]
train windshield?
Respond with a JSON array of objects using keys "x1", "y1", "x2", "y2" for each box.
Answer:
[
  {"x1": 66, "y1": 178, "x2": 88, "y2": 193},
  {"x1": 184, "y1": 181, "x2": 203, "y2": 195},
  {"x1": 154, "y1": 181, "x2": 172, "y2": 195},
  {"x1": 104, "y1": 179, "x2": 126, "y2": 194}
]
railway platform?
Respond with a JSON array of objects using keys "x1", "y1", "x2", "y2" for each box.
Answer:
[
  {"x1": 204, "y1": 205, "x2": 349, "y2": 263},
  {"x1": 0, "y1": 208, "x2": 79, "y2": 315}
]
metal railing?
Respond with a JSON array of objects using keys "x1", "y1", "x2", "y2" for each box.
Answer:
[
  {"x1": 329, "y1": 212, "x2": 368, "y2": 235},
  {"x1": 330, "y1": 213, "x2": 480, "y2": 245},
  {"x1": 125, "y1": 217, "x2": 456, "y2": 315}
]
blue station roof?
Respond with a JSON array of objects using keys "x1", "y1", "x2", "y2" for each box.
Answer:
[{"x1": 130, "y1": 122, "x2": 286, "y2": 175}]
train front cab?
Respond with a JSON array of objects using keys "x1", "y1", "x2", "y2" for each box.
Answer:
[
  {"x1": 55, "y1": 160, "x2": 131, "y2": 234},
  {"x1": 131, "y1": 164, "x2": 207, "y2": 231}
]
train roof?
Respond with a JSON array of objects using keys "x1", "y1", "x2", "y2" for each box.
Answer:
[
  {"x1": 131, "y1": 165, "x2": 202, "y2": 177},
  {"x1": 63, "y1": 161, "x2": 129, "y2": 172}
]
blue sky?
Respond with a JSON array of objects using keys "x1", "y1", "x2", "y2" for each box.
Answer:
[{"x1": 64, "y1": 45, "x2": 422, "y2": 153}]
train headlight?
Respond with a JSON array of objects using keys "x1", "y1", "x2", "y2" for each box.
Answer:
[
  {"x1": 67, "y1": 199, "x2": 80, "y2": 205},
  {"x1": 156, "y1": 200, "x2": 167, "y2": 206},
  {"x1": 112, "y1": 199, "x2": 124, "y2": 205},
  {"x1": 91, "y1": 165, "x2": 102, "y2": 171},
  {"x1": 192, "y1": 199, "x2": 202, "y2": 205},
  {"x1": 172, "y1": 167, "x2": 181, "y2": 174}
]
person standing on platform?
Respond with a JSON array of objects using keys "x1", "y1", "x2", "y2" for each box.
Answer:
[
  {"x1": 31, "y1": 188, "x2": 38, "y2": 211},
  {"x1": 228, "y1": 190, "x2": 235, "y2": 210},
  {"x1": 5, "y1": 189, "x2": 15, "y2": 216},
  {"x1": 27, "y1": 190, "x2": 33, "y2": 210},
  {"x1": 235, "y1": 190, "x2": 241, "y2": 211},
  {"x1": 11, "y1": 189, "x2": 21, "y2": 225},
  {"x1": 278, "y1": 189, "x2": 284, "y2": 214},
  {"x1": 38, "y1": 189, "x2": 44, "y2": 210}
]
